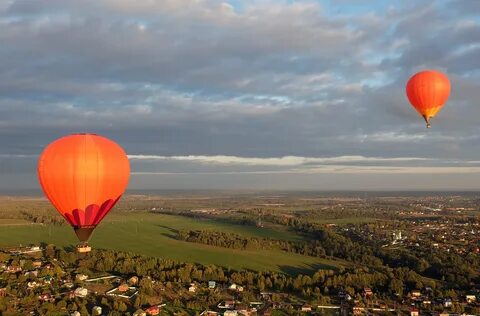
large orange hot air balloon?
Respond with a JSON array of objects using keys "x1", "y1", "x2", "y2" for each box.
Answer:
[
  {"x1": 406, "y1": 70, "x2": 451, "y2": 128},
  {"x1": 38, "y1": 134, "x2": 130, "y2": 248}
]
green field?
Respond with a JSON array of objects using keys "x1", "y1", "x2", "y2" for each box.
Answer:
[
  {"x1": 0, "y1": 213, "x2": 346, "y2": 274},
  {"x1": 0, "y1": 219, "x2": 33, "y2": 226}
]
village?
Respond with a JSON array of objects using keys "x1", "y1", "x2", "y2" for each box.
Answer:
[{"x1": 0, "y1": 242, "x2": 479, "y2": 316}]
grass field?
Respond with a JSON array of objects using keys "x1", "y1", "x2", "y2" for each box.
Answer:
[
  {"x1": 0, "y1": 212, "x2": 347, "y2": 274},
  {"x1": 0, "y1": 219, "x2": 34, "y2": 226}
]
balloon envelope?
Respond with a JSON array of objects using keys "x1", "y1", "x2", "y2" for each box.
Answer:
[
  {"x1": 38, "y1": 134, "x2": 130, "y2": 242},
  {"x1": 406, "y1": 70, "x2": 451, "y2": 127}
]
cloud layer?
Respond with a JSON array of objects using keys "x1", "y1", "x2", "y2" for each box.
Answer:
[{"x1": 1, "y1": 0, "x2": 480, "y2": 190}]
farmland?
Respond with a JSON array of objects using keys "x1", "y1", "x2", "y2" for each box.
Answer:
[{"x1": 0, "y1": 206, "x2": 346, "y2": 274}]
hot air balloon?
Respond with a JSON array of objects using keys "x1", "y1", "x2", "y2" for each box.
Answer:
[
  {"x1": 406, "y1": 70, "x2": 451, "y2": 128},
  {"x1": 38, "y1": 133, "x2": 130, "y2": 252}
]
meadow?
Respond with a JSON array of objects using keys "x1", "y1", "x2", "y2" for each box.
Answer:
[{"x1": 0, "y1": 211, "x2": 347, "y2": 275}]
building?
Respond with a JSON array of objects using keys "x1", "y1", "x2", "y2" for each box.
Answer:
[
  {"x1": 74, "y1": 287, "x2": 88, "y2": 298},
  {"x1": 133, "y1": 310, "x2": 147, "y2": 316},
  {"x1": 145, "y1": 306, "x2": 160, "y2": 315},
  {"x1": 189, "y1": 283, "x2": 197, "y2": 293},
  {"x1": 200, "y1": 311, "x2": 218, "y2": 316},
  {"x1": 92, "y1": 306, "x2": 102, "y2": 315},
  {"x1": 224, "y1": 311, "x2": 238, "y2": 316},
  {"x1": 106, "y1": 286, "x2": 139, "y2": 299},
  {"x1": 38, "y1": 293, "x2": 52, "y2": 302},
  {"x1": 229, "y1": 283, "x2": 244, "y2": 291},
  {"x1": 32, "y1": 261, "x2": 42, "y2": 268},
  {"x1": 444, "y1": 298, "x2": 453, "y2": 307},
  {"x1": 76, "y1": 274, "x2": 88, "y2": 281},
  {"x1": 410, "y1": 290, "x2": 421, "y2": 298},
  {"x1": 218, "y1": 300, "x2": 235, "y2": 309},
  {"x1": 208, "y1": 281, "x2": 216, "y2": 289},
  {"x1": 6, "y1": 266, "x2": 22, "y2": 273},
  {"x1": 410, "y1": 308, "x2": 419, "y2": 316},
  {"x1": 363, "y1": 287, "x2": 373, "y2": 297},
  {"x1": 128, "y1": 276, "x2": 139, "y2": 285},
  {"x1": 466, "y1": 294, "x2": 477, "y2": 303},
  {"x1": 118, "y1": 284, "x2": 130, "y2": 292},
  {"x1": 24, "y1": 270, "x2": 38, "y2": 277},
  {"x1": 301, "y1": 304, "x2": 312, "y2": 312}
]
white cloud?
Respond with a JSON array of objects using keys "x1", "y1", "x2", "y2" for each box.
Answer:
[{"x1": 128, "y1": 154, "x2": 431, "y2": 166}]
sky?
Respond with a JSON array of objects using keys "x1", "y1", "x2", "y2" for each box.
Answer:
[{"x1": 1, "y1": 0, "x2": 480, "y2": 191}]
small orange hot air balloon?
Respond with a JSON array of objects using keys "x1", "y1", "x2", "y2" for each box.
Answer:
[
  {"x1": 406, "y1": 70, "x2": 451, "y2": 128},
  {"x1": 38, "y1": 134, "x2": 130, "y2": 251}
]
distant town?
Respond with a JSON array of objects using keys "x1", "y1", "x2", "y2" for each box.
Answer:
[{"x1": 0, "y1": 192, "x2": 479, "y2": 315}]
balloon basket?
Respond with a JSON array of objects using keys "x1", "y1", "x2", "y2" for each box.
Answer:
[
  {"x1": 423, "y1": 115, "x2": 432, "y2": 128},
  {"x1": 76, "y1": 243, "x2": 92, "y2": 253}
]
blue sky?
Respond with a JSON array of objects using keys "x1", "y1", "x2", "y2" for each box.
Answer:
[{"x1": 1, "y1": 0, "x2": 480, "y2": 191}]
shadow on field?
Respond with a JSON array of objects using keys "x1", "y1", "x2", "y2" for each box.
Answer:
[
  {"x1": 279, "y1": 262, "x2": 339, "y2": 276},
  {"x1": 63, "y1": 245, "x2": 77, "y2": 252},
  {"x1": 155, "y1": 224, "x2": 179, "y2": 239}
]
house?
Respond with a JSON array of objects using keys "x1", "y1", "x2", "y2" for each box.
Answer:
[
  {"x1": 32, "y1": 261, "x2": 42, "y2": 268},
  {"x1": 128, "y1": 276, "x2": 139, "y2": 285},
  {"x1": 422, "y1": 299, "x2": 432, "y2": 306},
  {"x1": 410, "y1": 290, "x2": 422, "y2": 298},
  {"x1": 133, "y1": 310, "x2": 147, "y2": 316},
  {"x1": 218, "y1": 300, "x2": 235, "y2": 309},
  {"x1": 71, "y1": 312, "x2": 80, "y2": 316},
  {"x1": 410, "y1": 308, "x2": 419, "y2": 316},
  {"x1": 6, "y1": 266, "x2": 22, "y2": 273},
  {"x1": 92, "y1": 306, "x2": 102, "y2": 315},
  {"x1": 200, "y1": 311, "x2": 218, "y2": 316},
  {"x1": 229, "y1": 283, "x2": 244, "y2": 291},
  {"x1": 224, "y1": 311, "x2": 238, "y2": 316},
  {"x1": 208, "y1": 281, "x2": 216, "y2": 289},
  {"x1": 24, "y1": 270, "x2": 38, "y2": 277},
  {"x1": 76, "y1": 274, "x2": 88, "y2": 281},
  {"x1": 466, "y1": 294, "x2": 477, "y2": 303},
  {"x1": 38, "y1": 293, "x2": 52, "y2": 302},
  {"x1": 27, "y1": 281, "x2": 38, "y2": 288},
  {"x1": 189, "y1": 283, "x2": 197, "y2": 293},
  {"x1": 74, "y1": 287, "x2": 88, "y2": 298},
  {"x1": 363, "y1": 287, "x2": 373, "y2": 297},
  {"x1": 145, "y1": 306, "x2": 160, "y2": 315},
  {"x1": 301, "y1": 304, "x2": 312, "y2": 312},
  {"x1": 0, "y1": 288, "x2": 6, "y2": 297},
  {"x1": 444, "y1": 298, "x2": 453, "y2": 308},
  {"x1": 106, "y1": 285, "x2": 139, "y2": 299},
  {"x1": 118, "y1": 284, "x2": 130, "y2": 292}
]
